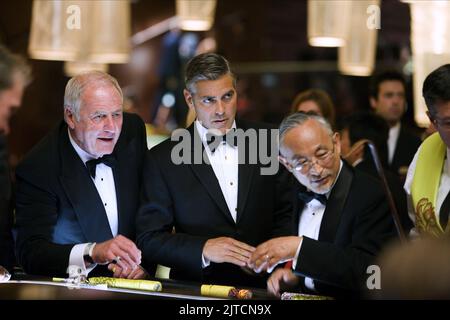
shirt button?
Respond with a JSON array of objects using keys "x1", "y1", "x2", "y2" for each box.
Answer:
[
  {"x1": 230, "y1": 182, "x2": 233, "y2": 186},
  {"x1": 104, "y1": 203, "x2": 107, "y2": 206},
  {"x1": 101, "y1": 178, "x2": 104, "y2": 181}
]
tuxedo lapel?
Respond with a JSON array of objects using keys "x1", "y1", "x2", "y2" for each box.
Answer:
[
  {"x1": 391, "y1": 127, "x2": 404, "y2": 169},
  {"x1": 58, "y1": 125, "x2": 113, "y2": 242},
  {"x1": 111, "y1": 125, "x2": 138, "y2": 237},
  {"x1": 187, "y1": 124, "x2": 235, "y2": 224},
  {"x1": 235, "y1": 120, "x2": 256, "y2": 223},
  {"x1": 319, "y1": 162, "x2": 353, "y2": 242},
  {"x1": 294, "y1": 183, "x2": 306, "y2": 233},
  {"x1": 236, "y1": 162, "x2": 255, "y2": 224}
]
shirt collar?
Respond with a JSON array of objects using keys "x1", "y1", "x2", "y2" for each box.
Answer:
[
  {"x1": 194, "y1": 119, "x2": 237, "y2": 143},
  {"x1": 68, "y1": 128, "x2": 96, "y2": 164},
  {"x1": 389, "y1": 122, "x2": 401, "y2": 140}
]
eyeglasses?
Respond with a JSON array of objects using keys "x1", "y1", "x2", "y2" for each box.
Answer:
[{"x1": 287, "y1": 143, "x2": 336, "y2": 173}]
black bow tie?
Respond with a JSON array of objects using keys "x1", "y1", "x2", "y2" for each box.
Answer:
[
  {"x1": 206, "y1": 129, "x2": 237, "y2": 153},
  {"x1": 298, "y1": 190, "x2": 327, "y2": 205},
  {"x1": 86, "y1": 154, "x2": 117, "y2": 179}
]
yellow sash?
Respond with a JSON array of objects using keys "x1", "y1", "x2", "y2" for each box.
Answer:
[{"x1": 411, "y1": 132, "x2": 447, "y2": 236}]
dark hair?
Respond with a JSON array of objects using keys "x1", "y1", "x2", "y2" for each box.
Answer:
[
  {"x1": 422, "y1": 64, "x2": 450, "y2": 115},
  {"x1": 0, "y1": 45, "x2": 31, "y2": 92},
  {"x1": 184, "y1": 53, "x2": 236, "y2": 94},
  {"x1": 370, "y1": 70, "x2": 406, "y2": 99},
  {"x1": 290, "y1": 89, "x2": 336, "y2": 127},
  {"x1": 339, "y1": 111, "x2": 389, "y2": 166}
]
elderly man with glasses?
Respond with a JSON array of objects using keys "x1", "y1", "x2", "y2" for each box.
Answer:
[
  {"x1": 248, "y1": 113, "x2": 397, "y2": 298},
  {"x1": 404, "y1": 64, "x2": 450, "y2": 238}
]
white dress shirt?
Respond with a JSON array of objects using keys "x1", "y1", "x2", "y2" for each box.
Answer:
[
  {"x1": 195, "y1": 120, "x2": 238, "y2": 267},
  {"x1": 293, "y1": 161, "x2": 343, "y2": 291},
  {"x1": 68, "y1": 130, "x2": 119, "y2": 274},
  {"x1": 404, "y1": 146, "x2": 450, "y2": 237},
  {"x1": 388, "y1": 122, "x2": 401, "y2": 165}
]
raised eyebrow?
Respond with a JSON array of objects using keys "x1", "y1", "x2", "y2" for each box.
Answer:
[{"x1": 222, "y1": 90, "x2": 235, "y2": 97}]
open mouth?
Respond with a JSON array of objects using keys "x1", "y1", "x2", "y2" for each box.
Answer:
[{"x1": 97, "y1": 137, "x2": 114, "y2": 143}]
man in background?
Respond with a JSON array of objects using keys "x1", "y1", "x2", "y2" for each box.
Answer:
[
  {"x1": 0, "y1": 45, "x2": 31, "y2": 271},
  {"x1": 369, "y1": 71, "x2": 421, "y2": 181}
]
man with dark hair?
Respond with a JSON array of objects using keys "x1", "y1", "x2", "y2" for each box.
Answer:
[
  {"x1": 15, "y1": 71, "x2": 149, "y2": 279},
  {"x1": 248, "y1": 113, "x2": 396, "y2": 298},
  {"x1": 339, "y1": 111, "x2": 411, "y2": 233},
  {"x1": 137, "y1": 53, "x2": 293, "y2": 287},
  {"x1": 405, "y1": 64, "x2": 450, "y2": 237},
  {"x1": 370, "y1": 71, "x2": 421, "y2": 180},
  {"x1": 0, "y1": 45, "x2": 31, "y2": 272}
]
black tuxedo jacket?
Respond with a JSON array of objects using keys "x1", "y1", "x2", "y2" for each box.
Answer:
[
  {"x1": 355, "y1": 158, "x2": 412, "y2": 233},
  {"x1": 0, "y1": 135, "x2": 15, "y2": 270},
  {"x1": 293, "y1": 162, "x2": 397, "y2": 298},
  {"x1": 390, "y1": 125, "x2": 421, "y2": 179},
  {"x1": 137, "y1": 120, "x2": 293, "y2": 288},
  {"x1": 15, "y1": 113, "x2": 147, "y2": 277}
]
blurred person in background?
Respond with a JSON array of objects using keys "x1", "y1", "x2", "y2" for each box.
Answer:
[
  {"x1": 0, "y1": 45, "x2": 31, "y2": 272},
  {"x1": 291, "y1": 89, "x2": 336, "y2": 129},
  {"x1": 369, "y1": 71, "x2": 421, "y2": 181}
]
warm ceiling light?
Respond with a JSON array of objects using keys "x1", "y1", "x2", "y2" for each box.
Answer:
[
  {"x1": 409, "y1": 1, "x2": 450, "y2": 127},
  {"x1": 29, "y1": 0, "x2": 130, "y2": 64},
  {"x1": 176, "y1": 0, "x2": 217, "y2": 31},
  {"x1": 64, "y1": 61, "x2": 109, "y2": 77},
  {"x1": 307, "y1": 0, "x2": 351, "y2": 47},
  {"x1": 338, "y1": 0, "x2": 379, "y2": 76}
]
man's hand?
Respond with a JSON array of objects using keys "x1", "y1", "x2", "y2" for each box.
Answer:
[
  {"x1": 248, "y1": 236, "x2": 302, "y2": 273},
  {"x1": 203, "y1": 237, "x2": 255, "y2": 267},
  {"x1": 91, "y1": 235, "x2": 142, "y2": 273},
  {"x1": 108, "y1": 264, "x2": 148, "y2": 279},
  {"x1": 267, "y1": 268, "x2": 300, "y2": 297}
]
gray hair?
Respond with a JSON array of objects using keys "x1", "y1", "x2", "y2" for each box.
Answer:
[
  {"x1": 64, "y1": 71, "x2": 123, "y2": 121},
  {"x1": 0, "y1": 45, "x2": 31, "y2": 92},
  {"x1": 184, "y1": 52, "x2": 236, "y2": 94},
  {"x1": 279, "y1": 112, "x2": 334, "y2": 148}
]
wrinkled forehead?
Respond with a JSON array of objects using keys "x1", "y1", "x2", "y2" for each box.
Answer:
[{"x1": 281, "y1": 121, "x2": 333, "y2": 157}]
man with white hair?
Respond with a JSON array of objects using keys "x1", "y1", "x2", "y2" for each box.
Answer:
[
  {"x1": 248, "y1": 113, "x2": 396, "y2": 298},
  {"x1": 15, "y1": 71, "x2": 150, "y2": 279}
]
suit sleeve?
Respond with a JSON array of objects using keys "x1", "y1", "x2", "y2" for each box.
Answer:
[
  {"x1": 0, "y1": 139, "x2": 15, "y2": 270},
  {"x1": 271, "y1": 166, "x2": 295, "y2": 237},
  {"x1": 15, "y1": 165, "x2": 73, "y2": 277},
  {"x1": 293, "y1": 188, "x2": 394, "y2": 292},
  {"x1": 136, "y1": 150, "x2": 208, "y2": 281}
]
